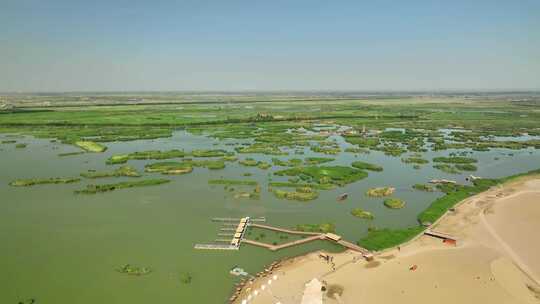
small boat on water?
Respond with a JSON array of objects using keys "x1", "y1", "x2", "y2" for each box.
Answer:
[{"x1": 337, "y1": 193, "x2": 349, "y2": 201}]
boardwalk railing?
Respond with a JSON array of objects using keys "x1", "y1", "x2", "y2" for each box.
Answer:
[{"x1": 250, "y1": 223, "x2": 321, "y2": 236}]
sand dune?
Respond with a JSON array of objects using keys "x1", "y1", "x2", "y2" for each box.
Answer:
[{"x1": 235, "y1": 176, "x2": 540, "y2": 304}]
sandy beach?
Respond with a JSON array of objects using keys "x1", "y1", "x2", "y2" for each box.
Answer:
[{"x1": 234, "y1": 176, "x2": 540, "y2": 304}]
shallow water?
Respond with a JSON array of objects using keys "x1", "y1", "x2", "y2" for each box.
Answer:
[{"x1": 1, "y1": 130, "x2": 539, "y2": 303}]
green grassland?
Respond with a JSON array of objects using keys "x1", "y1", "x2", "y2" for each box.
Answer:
[
  {"x1": 2, "y1": 96, "x2": 539, "y2": 149},
  {"x1": 357, "y1": 226, "x2": 425, "y2": 251}
]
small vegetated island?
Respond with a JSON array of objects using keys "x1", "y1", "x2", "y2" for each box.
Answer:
[
  {"x1": 106, "y1": 149, "x2": 231, "y2": 165},
  {"x1": 383, "y1": 198, "x2": 406, "y2": 209},
  {"x1": 401, "y1": 157, "x2": 429, "y2": 164},
  {"x1": 433, "y1": 156, "x2": 478, "y2": 173},
  {"x1": 107, "y1": 149, "x2": 186, "y2": 164},
  {"x1": 75, "y1": 179, "x2": 170, "y2": 194},
  {"x1": 351, "y1": 161, "x2": 383, "y2": 172},
  {"x1": 81, "y1": 165, "x2": 141, "y2": 178},
  {"x1": 272, "y1": 165, "x2": 367, "y2": 201},
  {"x1": 208, "y1": 179, "x2": 258, "y2": 186},
  {"x1": 239, "y1": 157, "x2": 271, "y2": 169},
  {"x1": 58, "y1": 151, "x2": 86, "y2": 157},
  {"x1": 272, "y1": 158, "x2": 303, "y2": 167},
  {"x1": 412, "y1": 183, "x2": 434, "y2": 192},
  {"x1": 366, "y1": 186, "x2": 395, "y2": 197},
  {"x1": 9, "y1": 177, "x2": 81, "y2": 187},
  {"x1": 273, "y1": 186, "x2": 319, "y2": 201},
  {"x1": 209, "y1": 179, "x2": 261, "y2": 199},
  {"x1": 145, "y1": 162, "x2": 193, "y2": 175},
  {"x1": 274, "y1": 166, "x2": 368, "y2": 186},
  {"x1": 75, "y1": 141, "x2": 107, "y2": 153},
  {"x1": 351, "y1": 208, "x2": 374, "y2": 219},
  {"x1": 116, "y1": 264, "x2": 151, "y2": 276},
  {"x1": 401, "y1": 156, "x2": 429, "y2": 169},
  {"x1": 179, "y1": 272, "x2": 193, "y2": 284},
  {"x1": 304, "y1": 157, "x2": 335, "y2": 165}
]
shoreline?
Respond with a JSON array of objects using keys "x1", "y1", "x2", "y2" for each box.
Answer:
[{"x1": 231, "y1": 172, "x2": 540, "y2": 304}]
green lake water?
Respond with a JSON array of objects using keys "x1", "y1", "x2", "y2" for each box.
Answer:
[{"x1": 1, "y1": 130, "x2": 539, "y2": 303}]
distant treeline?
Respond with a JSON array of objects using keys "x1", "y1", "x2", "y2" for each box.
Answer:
[{"x1": 0, "y1": 114, "x2": 419, "y2": 127}]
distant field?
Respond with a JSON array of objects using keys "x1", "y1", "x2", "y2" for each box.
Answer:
[{"x1": 0, "y1": 94, "x2": 539, "y2": 150}]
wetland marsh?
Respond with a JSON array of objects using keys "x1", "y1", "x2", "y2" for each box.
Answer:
[{"x1": 1, "y1": 95, "x2": 540, "y2": 303}]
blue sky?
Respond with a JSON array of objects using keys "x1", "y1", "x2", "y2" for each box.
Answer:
[{"x1": 1, "y1": 0, "x2": 539, "y2": 92}]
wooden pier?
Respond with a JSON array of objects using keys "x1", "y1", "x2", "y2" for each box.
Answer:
[
  {"x1": 245, "y1": 223, "x2": 371, "y2": 254},
  {"x1": 337, "y1": 239, "x2": 370, "y2": 254},
  {"x1": 195, "y1": 217, "x2": 371, "y2": 256},
  {"x1": 250, "y1": 223, "x2": 321, "y2": 236},
  {"x1": 273, "y1": 235, "x2": 325, "y2": 250}
]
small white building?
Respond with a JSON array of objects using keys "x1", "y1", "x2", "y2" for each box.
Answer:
[{"x1": 301, "y1": 278, "x2": 323, "y2": 304}]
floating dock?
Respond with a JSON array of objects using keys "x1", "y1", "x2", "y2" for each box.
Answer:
[
  {"x1": 195, "y1": 216, "x2": 251, "y2": 250},
  {"x1": 194, "y1": 244, "x2": 239, "y2": 250},
  {"x1": 212, "y1": 217, "x2": 265, "y2": 223}
]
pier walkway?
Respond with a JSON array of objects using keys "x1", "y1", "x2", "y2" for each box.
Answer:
[
  {"x1": 250, "y1": 223, "x2": 321, "y2": 236},
  {"x1": 195, "y1": 217, "x2": 371, "y2": 256},
  {"x1": 242, "y1": 239, "x2": 276, "y2": 250},
  {"x1": 272, "y1": 235, "x2": 325, "y2": 250},
  {"x1": 245, "y1": 223, "x2": 371, "y2": 254},
  {"x1": 243, "y1": 235, "x2": 324, "y2": 251},
  {"x1": 194, "y1": 244, "x2": 239, "y2": 250},
  {"x1": 337, "y1": 239, "x2": 370, "y2": 254}
]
